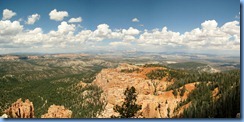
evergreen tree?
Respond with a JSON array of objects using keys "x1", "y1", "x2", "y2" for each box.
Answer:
[
  {"x1": 112, "y1": 86, "x2": 142, "y2": 118},
  {"x1": 180, "y1": 85, "x2": 186, "y2": 97},
  {"x1": 173, "y1": 89, "x2": 178, "y2": 97}
]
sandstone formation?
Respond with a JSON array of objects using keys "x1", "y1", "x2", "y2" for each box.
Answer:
[
  {"x1": 93, "y1": 63, "x2": 196, "y2": 118},
  {"x1": 41, "y1": 105, "x2": 72, "y2": 118},
  {"x1": 0, "y1": 114, "x2": 8, "y2": 118},
  {"x1": 76, "y1": 81, "x2": 88, "y2": 88},
  {"x1": 4, "y1": 98, "x2": 34, "y2": 118}
]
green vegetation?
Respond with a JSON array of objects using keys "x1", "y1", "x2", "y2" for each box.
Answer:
[
  {"x1": 120, "y1": 68, "x2": 140, "y2": 73},
  {"x1": 144, "y1": 63, "x2": 240, "y2": 118},
  {"x1": 0, "y1": 59, "x2": 109, "y2": 118},
  {"x1": 0, "y1": 58, "x2": 240, "y2": 118},
  {"x1": 167, "y1": 70, "x2": 240, "y2": 118},
  {"x1": 181, "y1": 70, "x2": 240, "y2": 118},
  {"x1": 143, "y1": 63, "x2": 167, "y2": 68},
  {"x1": 146, "y1": 69, "x2": 167, "y2": 80},
  {"x1": 180, "y1": 85, "x2": 186, "y2": 97},
  {"x1": 167, "y1": 107, "x2": 170, "y2": 118},
  {"x1": 172, "y1": 89, "x2": 178, "y2": 97},
  {"x1": 112, "y1": 86, "x2": 142, "y2": 118},
  {"x1": 146, "y1": 68, "x2": 188, "y2": 81}
]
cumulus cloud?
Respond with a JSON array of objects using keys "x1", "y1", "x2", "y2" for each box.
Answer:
[
  {"x1": 221, "y1": 21, "x2": 239, "y2": 35},
  {"x1": 49, "y1": 9, "x2": 68, "y2": 21},
  {"x1": 201, "y1": 20, "x2": 218, "y2": 30},
  {"x1": 0, "y1": 20, "x2": 23, "y2": 35},
  {"x1": 26, "y1": 14, "x2": 40, "y2": 25},
  {"x1": 138, "y1": 26, "x2": 181, "y2": 46},
  {"x1": 57, "y1": 21, "x2": 75, "y2": 34},
  {"x1": 137, "y1": 20, "x2": 240, "y2": 50},
  {"x1": 2, "y1": 9, "x2": 16, "y2": 20},
  {"x1": 87, "y1": 24, "x2": 139, "y2": 42},
  {"x1": 13, "y1": 28, "x2": 44, "y2": 44},
  {"x1": 93, "y1": 24, "x2": 111, "y2": 38},
  {"x1": 122, "y1": 27, "x2": 140, "y2": 35},
  {"x1": 183, "y1": 20, "x2": 239, "y2": 50},
  {"x1": 0, "y1": 18, "x2": 240, "y2": 52},
  {"x1": 68, "y1": 17, "x2": 82, "y2": 23},
  {"x1": 132, "y1": 18, "x2": 139, "y2": 22}
]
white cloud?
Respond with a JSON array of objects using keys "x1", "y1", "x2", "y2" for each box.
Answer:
[
  {"x1": 221, "y1": 21, "x2": 239, "y2": 36},
  {"x1": 138, "y1": 20, "x2": 240, "y2": 50},
  {"x1": 26, "y1": 14, "x2": 40, "y2": 25},
  {"x1": 201, "y1": 20, "x2": 218, "y2": 30},
  {"x1": 93, "y1": 24, "x2": 111, "y2": 38},
  {"x1": 122, "y1": 27, "x2": 140, "y2": 35},
  {"x1": 123, "y1": 35, "x2": 136, "y2": 42},
  {"x1": 182, "y1": 20, "x2": 239, "y2": 50},
  {"x1": 57, "y1": 21, "x2": 75, "y2": 34},
  {"x1": 13, "y1": 28, "x2": 44, "y2": 44},
  {"x1": 75, "y1": 30, "x2": 92, "y2": 43},
  {"x1": 0, "y1": 18, "x2": 240, "y2": 53},
  {"x1": 2, "y1": 9, "x2": 16, "y2": 20},
  {"x1": 68, "y1": 17, "x2": 82, "y2": 23},
  {"x1": 132, "y1": 18, "x2": 139, "y2": 22},
  {"x1": 0, "y1": 20, "x2": 23, "y2": 35},
  {"x1": 138, "y1": 26, "x2": 181, "y2": 46},
  {"x1": 109, "y1": 41, "x2": 131, "y2": 46},
  {"x1": 49, "y1": 9, "x2": 68, "y2": 21}
]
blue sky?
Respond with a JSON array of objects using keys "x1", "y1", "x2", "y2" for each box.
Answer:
[{"x1": 0, "y1": 0, "x2": 240, "y2": 55}]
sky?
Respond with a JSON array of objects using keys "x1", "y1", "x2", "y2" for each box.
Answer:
[{"x1": 0, "y1": 0, "x2": 240, "y2": 55}]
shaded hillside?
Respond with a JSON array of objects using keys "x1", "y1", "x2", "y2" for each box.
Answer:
[
  {"x1": 0, "y1": 59, "x2": 110, "y2": 118},
  {"x1": 180, "y1": 70, "x2": 240, "y2": 118}
]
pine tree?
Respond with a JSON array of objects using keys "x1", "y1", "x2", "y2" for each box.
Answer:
[
  {"x1": 173, "y1": 89, "x2": 178, "y2": 97},
  {"x1": 112, "y1": 86, "x2": 142, "y2": 118},
  {"x1": 180, "y1": 85, "x2": 186, "y2": 97}
]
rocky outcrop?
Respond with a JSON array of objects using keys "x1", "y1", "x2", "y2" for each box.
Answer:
[
  {"x1": 4, "y1": 98, "x2": 34, "y2": 118},
  {"x1": 76, "y1": 81, "x2": 89, "y2": 88},
  {"x1": 41, "y1": 105, "x2": 72, "y2": 118},
  {"x1": 4, "y1": 99, "x2": 72, "y2": 118},
  {"x1": 93, "y1": 64, "x2": 196, "y2": 118},
  {"x1": 116, "y1": 63, "x2": 140, "y2": 71},
  {"x1": 0, "y1": 114, "x2": 8, "y2": 118},
  {"x1": 236, "y1": 113, "x2": 240, "y2": 118}
]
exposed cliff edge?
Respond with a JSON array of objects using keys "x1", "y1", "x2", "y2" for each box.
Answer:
[
  {"x1": 93, "y1": 63, "x2": 196, "y2": 118},
  {"x1": 3, "y1": 99, "x2": 72, "y2": 118},
  {"x1": 4, "y1": 98, "x2": 35, "y2": 118},
  {"x1": 41, "y1": 105, "x2": 72, "y2": 118}
]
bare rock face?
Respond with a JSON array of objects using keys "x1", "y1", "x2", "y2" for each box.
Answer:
[
  {"x1": 116, "y1": 63, "x2": 140, "y2": 71},
  {"x1": 41, "y1": 105, "x2": 72, "y2": 118},
  {"x1": 4, "y1": 98, "x2": 34, "y2": 118},
  {"x1": 93, "y1": 64, "x2": 196, "y2": 118},
  {"x1": 76, "y1": 81, "x2": 88, "y2": 88},
  {"x1": 0, "y1": 114, "x2": 8, "y2": 118}
]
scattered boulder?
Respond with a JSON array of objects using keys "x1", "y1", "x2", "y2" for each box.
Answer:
[
  {"x1": 236, "y1": 113, "x2": 240, "y2": 118},
  {"x1": 1, "y1": 114, "x2": 8, "y2": 118},
  {"x1": 4, "y1": 98, "x2": 34, "y2": 118},
  {"x1": 76, "y1": 81, "x2": 88, "y2": 88},
  {"x1": 41, "y1": 105, "x2": 72, "y2": 118}
]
